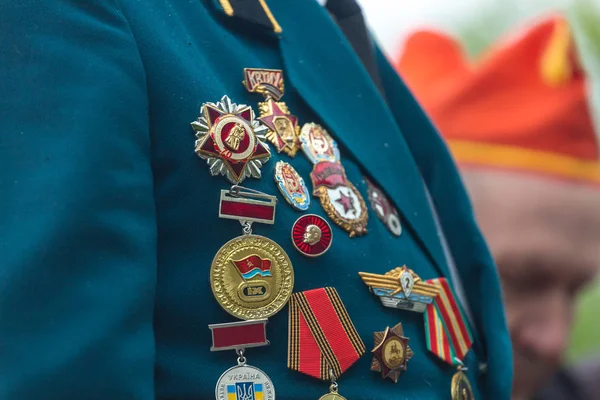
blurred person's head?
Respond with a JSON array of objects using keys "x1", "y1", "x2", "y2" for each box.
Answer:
[{"x1": 398, "y1": 16, "x2": 600, "y2": 400}]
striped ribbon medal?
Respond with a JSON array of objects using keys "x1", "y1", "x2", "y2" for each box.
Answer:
[
  {"x1": 288, "y1": 287, "x2": 366, "y2": 400},
  {"x1": 424, "y1": 278, "x2": 476, "y2": 400}
]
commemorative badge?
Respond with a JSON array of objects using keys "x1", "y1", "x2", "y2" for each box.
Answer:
[
  {"x1": 274, "y1": 161, "x2": 310, "y2": 211},
  {"x1": 243, "y1": 68, "x2": 301, "y2": 157},
  {"x1": 365, "y1": 178, "x2": 402, "y2": 237},
  {"x1": 423, "y1": 278, "x2": 474, "y2": 400},
  {"x1": 358, "y1": 266, "x2": 440, "y2": 313},
  {"x1": 310, "y1": 161, "x2": 368, "y2": 237},
  {"x1": 288, "y1": 287, "x2": 365, "y2": 400},
  {"x1": 371, "y1": 322, "x2": 413, "y2": 383},
  {"x1": 300, "y1": 123, "x2": 340, "y2": 164},
  {"x1": 291, "y1": 214, "x2": 332, "y2": 257},
  {"x1": 210, "y1": 319, "x2": 276, "y2": 400},
  {"x1": 211, "y1": 186, "x2": 294, "y2": 320},
  {"x1": 192, "y1": 95, "x2": 271, "y2": 184}
]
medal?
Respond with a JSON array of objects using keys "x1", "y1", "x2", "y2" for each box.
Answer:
[
  {"x1": 210, "y1": 319, "x2": 276, "y2": 400},
  {"x1": 191, "y1": 95, "x2": 271, "y2": 184},
  {"x1": 365, "y1": 177, "x2": 402, "y2": 237},
  {"x1": 274, "y1": 161, "x2": 310, "y2": 211},
  {"x1": 423, "y1": 278, "x2": 475, "y2": 400},
  {"x1": 291, "y1": 214, "x2": 332, "y2": 257},
  {"x1": 288, "y1": 288, "x2": 365, "y2": 399},
  {"x1": 243, "y1": 68, "x2": 301, "y2": 156},
  {"x1": 371, "y1": 322, "x2": 413, "y2": 383},
  {"x1": 358, "y1": 266, "x2": 440, "y2": 313},
  {"x1": 451, "y1": 368, "x2": 475, "y2": 400},
  {"x1": 300, "y1": 123, "x2": 368, "y2": 237},
  {"x1": 211, "y1": 186, "x2": 294, "y2": 320}
]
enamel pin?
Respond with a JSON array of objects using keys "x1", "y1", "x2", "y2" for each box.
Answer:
[
  {"x1": 371, "y1": 323, "x2": 413, "y2": 383},
  {"x1": 274, "y1": 161, "x2": 310, "y2": 211},
  {"x1": 358, "y1": 266, "x2": 440, "y2": 313},
  {"x1": 243, "y1": 68, "x2": 301, "y2": 157},
  {"x1": 300, "y1": 123, "x2": 340, "y2": 164},
  {"x1": 291, "y1": 214, "x2": 332, "y2": 257},
  {"x1": 210, "y1": 319, "x2": 276, "y2": 400},
  {"x1": 366, "y1": 177, "x2": 402, "y2": 237},
  {"x1": 288, "y1": 288, "x2": 365, "y2": 400},
  {"x1": 211, "y1": 186, "x2": 294, "y2": 320},
  {"x1": 191, "y1": 95, "x2": 271, "y2": 184}
]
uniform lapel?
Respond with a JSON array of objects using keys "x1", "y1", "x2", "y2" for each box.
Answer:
[{"x1": 209, "y1": 0, "x2": 451, "y2": 279}]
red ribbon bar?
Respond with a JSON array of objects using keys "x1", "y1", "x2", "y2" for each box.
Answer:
[
  {"x1": 219, "y1": 190, "x2": 276, "y2": 224},
  {"x1": 288, "y1": 287, "x2": 365, "y2": 380},
  {"x1": 209, "y1": 319, "x2": 269, "y2": 352}
]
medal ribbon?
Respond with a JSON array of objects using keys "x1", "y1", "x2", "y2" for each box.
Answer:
[
  {"x1": 424, "y1": 278, "x2": 473, "y2": 366},
  {"x1": 288, "y1": 287, "x2": 366, "y2": 380}
]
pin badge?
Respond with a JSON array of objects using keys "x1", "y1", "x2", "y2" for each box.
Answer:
[
  {"x1": 371, "y1": 322, "x2": 413, "y2": 383},
  {"x1": 366, "y1": 178, "x2": 402, "y2": 237},
  {"x1": 300, "y1": 123, "x2": 340, "y2": 164},
  {"x1": 210, "y1": 319, "x2": 276, "y2": 400},
  {"x1": 358, "y1": 266, "x2": 440, "y2": 313},
  {"x1": 191, "y1": 95, "x2": 271, "y2": 184},
  {"x1": 243, "y1": 68, "x2": 301, "y2": 157},
  {"x1": 211, "y1": 186, "x2": 294, "y2": 320},
  {"x1": 310, "y1": 161, "x2": 368, "y2": 237},
  {"x1": 291, "y1": 214, "x2": 332, "y2": 257},
  {"x1": 274, "y1": 161, "x2": 310, "y2": 211}
]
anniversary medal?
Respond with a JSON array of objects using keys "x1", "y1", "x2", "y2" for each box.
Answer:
[
  {"x1": 288, "y1": 287, "x2": 366, "y2": 400},
  {"x1": 243, "y1": 68, "x2": 301, "y2": 157},
  {"x1": 211, "y1": 186, "x2": 294, "y2": 320},
  {"x1": 370, "y1": 322, "x2": 413, "y2": 383},
  {"x1": 365, "y1": 177, "x2": 402, "y2": 237},
  {"x1": 192, "y1": 95, "x2": 271, "y2": 184},
  {"x1": 424, "y1": 278, "x2": 475, "y2": 400},
  {"x1": 358, "y1": 266, "x2": 440, "y2": 313},
  {"x1": 300, "y1": 123, "x2": 368, "y2": 237},
  {"x1": 210, "y1": 319, "x2": 276, "y2": 400},
  {"x1": 274, "y1": 161, "x2": 310, "y2": 211}
]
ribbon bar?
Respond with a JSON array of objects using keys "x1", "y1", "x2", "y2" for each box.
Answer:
[
  {"x1": 288, "y1": 287, "x2": 366, "y2": 381},
  {"x1": 424, "y1": 278, "x2": 473, "y2": 366},
  {"x1": 209, "y1": 319, "x2": 269, "y2": 352},
  {"x1": 219, "y1": 189, "x2": 277, "y2": 225}
]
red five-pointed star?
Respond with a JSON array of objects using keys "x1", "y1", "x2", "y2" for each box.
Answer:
[
  {"x1": 336, "y1": 189, "x2": 355, "y2": 215},
  {"x1": 259, "y1": 99, "x2": 299, "y2": 153}
]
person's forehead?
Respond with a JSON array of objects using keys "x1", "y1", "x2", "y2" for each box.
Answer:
[{"x1": 463, "y1": 169, "x2": 600, "y2": 264}]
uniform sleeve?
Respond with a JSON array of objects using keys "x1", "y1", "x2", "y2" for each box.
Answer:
[
  {"x1": 375, "y1": 47, "x2": 513, "y2": 400},
  {"x1": 0, "y1": 2, "x2": 156, "y2": 399}
]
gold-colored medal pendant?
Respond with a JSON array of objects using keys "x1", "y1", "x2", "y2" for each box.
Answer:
[
  {"x1": 210, "y1": 186, "x2": 294, "y2": 320},
  {"x1": 451, "y1": 369, "x2": 474, "y2": 400}
]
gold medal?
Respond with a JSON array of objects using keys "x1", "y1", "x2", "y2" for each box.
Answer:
[
  {"x1": 211, "y1": 186, "x2": 294, "y2": 320},
  {"x1": 243, "y1": 68, "x2": 301, "y2": 156},
  {"x1": 451, "y1": 370, "x2": 474, "y2": 400}
]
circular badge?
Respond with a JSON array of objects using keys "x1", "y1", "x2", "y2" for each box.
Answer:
[
  {"x1": 210, "y1": 234, "x2": 294, "y2": 320},
  {"x1": 274, "y1": 161, "x2": 310, "y2": 211},
  {"x1": 212, "y1": 115, "x2": 256, "y2": 161},
  {"x1": 291, "y1": 214, "x2": 333, "y2": 257},
  {"x1": 451, "y1": 370, "x2": 474, "y2": 400},
  {"x1": 382, "y1": 337, "x2": 406, "y2": 370},
  {"x1": 318, "y1": 393, "x2": 347, "y2": 400},
  {"x1": 215, "y1": 364, "x2": 276, "y2": 400}
]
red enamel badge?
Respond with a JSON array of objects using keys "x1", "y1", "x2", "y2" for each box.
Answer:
[
  {"x1": 291, "y1": 214, "x2": 333, "y2": 257},
  {"x1": 209, "y1": 319, "x2": 270, "y2": 352}
]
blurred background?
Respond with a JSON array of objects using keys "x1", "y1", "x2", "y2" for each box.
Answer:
[{"x1": 357, "y1": 0, "x2": 600, "y2": 364}]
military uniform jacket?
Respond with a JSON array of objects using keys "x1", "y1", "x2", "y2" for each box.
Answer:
[{"x1": 0, "y1": 1, "x2": 512, "y2": 399}]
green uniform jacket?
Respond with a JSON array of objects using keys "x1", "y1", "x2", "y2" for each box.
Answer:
[{"x1": 0, "y1": 0, "x2": 512, "y2": 399}]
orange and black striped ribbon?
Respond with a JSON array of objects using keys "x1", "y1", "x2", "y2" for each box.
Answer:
[
  {"x1": 424, "y1": 278, "x2": 473, "y2": 366},
  {"x1": 288, "y1": 287, "x2": 365, "y2": 380}
]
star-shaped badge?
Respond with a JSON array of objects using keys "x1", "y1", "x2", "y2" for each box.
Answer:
[
  {"x1": 371, "y1": 323, "x2": 413, "y2": 383},
  {"x1": 191, "y1": 95, "x2": 271, "y2": 184},
  {"x1": 258, "y1": 99, "x2": 300, "y2": 157},
  {"x1": 335, "y1": 189, "x2": 355, "y2": 215}
]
